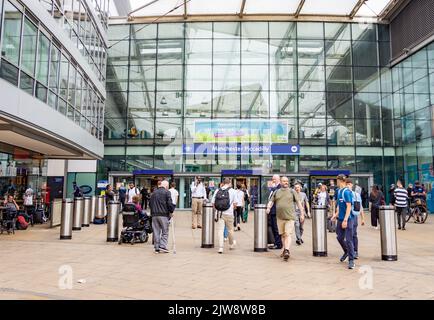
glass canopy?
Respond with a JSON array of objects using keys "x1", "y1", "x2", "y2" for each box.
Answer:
[{"x1": 110, "y1": 0, "x2": 393, "y2": 20}]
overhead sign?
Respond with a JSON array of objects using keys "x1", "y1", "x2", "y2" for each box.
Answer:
[
  {"x1": 183, "y1": 144, "x2": 300, "y2": 155},
  {"x1": 194, "y1": 120, "x2": 289, "y2": 143}
]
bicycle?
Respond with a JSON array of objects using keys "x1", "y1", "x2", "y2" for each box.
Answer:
[{"x1": 406, "y1": 199, "x2": 429, "y2": 224}]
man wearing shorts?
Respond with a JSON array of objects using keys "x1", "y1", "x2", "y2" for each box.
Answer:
[{"x1": 266, "y1": 176, "x2": 305, "y2": 261}]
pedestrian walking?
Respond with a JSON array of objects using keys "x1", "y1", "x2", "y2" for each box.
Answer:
[
  {"x1": 346, "y1": 180, "x2": 365, "y2": 260},
  {"x1": 212, "y1": 178, "x2": 237, "y2": 254},
  {"x1": 369, "y1": 185, "x2": 384, "y2": 229},
  {"x1": 169, "y1": 182, "x2": 179, "y2": 207},
  {"x1": 127, "y1": 181, "x2": 140, "y2": 203},
  {"x1": 266, "y1": 176, "x2": 305, "y2": 261},
  {"x1": 394, "y1": 180, "x2": 409, "y2": 230},
  {"x1": 140, "y1": 186, "x2": 149, "y2": 210},
  {"x1": 267, "y1": 175, "x2": 282, "y2": 250},
  {"x1": 294, "y1": 183, "x2": 310, "y2": 246},
  {"x1": 190, "y1": 176, "x2": 206, "y2": 229},
  {"x1": 234, "y1": 184, "x2": 244, "y2": 231},
  {"x1": 331, "y1": 175, "x2": 356, "y2": 269},
  {"x1": 149, "y1": 180, "x2": 175, "y2": 253}
]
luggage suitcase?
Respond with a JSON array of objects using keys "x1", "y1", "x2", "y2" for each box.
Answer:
[{"x1": 33, "y1": 209, "x2": 44, "y2": 224}]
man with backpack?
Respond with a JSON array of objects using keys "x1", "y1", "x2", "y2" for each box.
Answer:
[
  {"x1": 346, "y1": 180, "x2": 365, "y2": 260},
  {"x1": 331, "y1": 175, "x2": 356, "y2": 269},
  {"x1": 212, "y1": 178, "x2": 237, "y2": 254},
  {"x1": 127, "y1": 181, "x2": 140, "y2": 203},
  {"x1": 266, "y1": 177, "x2": 305, "y2": 261}
]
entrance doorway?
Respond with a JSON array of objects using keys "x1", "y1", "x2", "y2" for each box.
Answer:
[{"x1": 220, "y1": 174, "x2": 261, "y2": 210}]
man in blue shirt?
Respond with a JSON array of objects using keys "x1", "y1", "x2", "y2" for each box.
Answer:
[{"x1": 332, "y1": 175, "x2": 356, "y2": 269}]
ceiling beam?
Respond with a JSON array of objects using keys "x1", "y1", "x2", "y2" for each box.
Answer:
[
  {"x1": 127, "y1": 0, "x2": 160, "y2": 18},
  {"x1": 239, "y1": 0, "x2": 247, "y2": 18},
  {"x1": 294, "y1": 0, "x2": 305, "y2": 18},
  {"x1": 183, "y1": 0, "x2": 188, "y2": 19},
  {"x1": 349, "y1": 0, "x2": 366, "y2": 19}
]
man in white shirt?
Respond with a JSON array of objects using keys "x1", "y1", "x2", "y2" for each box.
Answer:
[
  {"x1": 212, "y1": 178, "x2": 237, "y2": 254},
  {"x1": 190, "y1": 176, "x2": 206, "y2": 229},
  {"x1": 127, "y1": 182, "x2": 140, "y2": 203},
  {"x1": 169, "y1": 182, "x2": 179, "y2": 207},
  {"x1": 234, "y1": 184, "x2": 245, "y2": 231}
]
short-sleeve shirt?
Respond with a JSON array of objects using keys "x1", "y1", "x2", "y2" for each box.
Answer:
[
  {"x1": 271, "y1": 188, "x2": 300, "y2": 221},
  {"x1": 295, "y1": 192, "x2": 308, "y2": 214},
  {"x1": 211, "y1": 186, "x2": 237, "y2": 216},
  {"x1": 235, "y1": 189, "x2": 245, "y2": 207},
  {"x1": 169, "y1": 188, "x2": 179, "y2": 206},
  {"x1": 338, "y1": 188, "x2": 353, "y2": 221}
]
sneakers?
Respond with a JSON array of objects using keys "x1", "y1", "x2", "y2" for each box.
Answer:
[
  {"x1": 229, "y1": 240, "x2": 237, "y2": 250},
  {"x1": 159, "y1": 247, "x2": 170, "y2": 253},
  {"x1": 218, "y1": 247, "x2": 223, "y2": 254},
  {"x1": 224, "y1": 237, "x2": 228, "y2": 242},
  {"x1": 340, "y1": 253, "x2": 348, "y2": 262},
  {"x1": 348, "y1": 260, "x2": 356, "y2": 269},
  {"x1": 354, "y1": 252, "x2": 359, "y2": 260},
  {"x1": 153, "y1": 249, "x2": 160, "y2": 254},
  {"x1": 283, "y1": 249, "x2": 290, "y2": 261},
  {"x1": 402, "y1": 227, "x2": 406, "y2": 230},
  {"x1": 197, "y1": 226, "x2": 202, "y2": 229},
  {"x1": 296, "y1": 239, "x2": 302, "y2": 246}
]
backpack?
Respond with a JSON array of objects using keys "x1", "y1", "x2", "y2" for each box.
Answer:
[
  {"x1": 16, "y1": 216, "x2": 28, "y2": 230},
  {"x1": 214, "y1": 188, "x2": 231, "y2": 212},
  {"x1": 352, "y1": 191, "x2": 361, "y2": 215}
]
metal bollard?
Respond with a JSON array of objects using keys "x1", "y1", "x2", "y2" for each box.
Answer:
[
  {"x1": 107, "y1": 200, "x2": 120, "y2": 242},
  {"x1": 95, "y1": 195, "x2": 106, "y2": 220},
  {"x1": 90, "y1": 195, "x2": 97, "y2": 223},
  {"x1": 201, "y1": 203, "x2": 215, "y2": 248},
  {"x1": 82, "y1": 196, "x2": 91, "y2": 227},
  {"x1": 312, "y1": 205, "x2": 327, "y2": 257},
  {"x1": 60, "y1": 199, "x2": 74, "y2": 240},
  {"x1": 254, "y1": 204, "x2": 268, "y2": 252},
  {"x1": 379, "y1": 205, "x2": 398, "y2": 261},
  {"x1": 72, "y1": 197, "x2": 84, "y2": 231}
]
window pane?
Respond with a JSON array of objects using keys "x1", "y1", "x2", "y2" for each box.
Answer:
[
  {"x1": 156, "y1": 65, "x2": 183, "y2": 91},
  {"x1": 355, "y1": 119, "x2": 382, "y2": 146},
  {"x1": 0, "y1": 58, "x2": 19, "y2": 85},
  {"x1": 21, "y1": 18, "x2": 38, "y2": 76},
  {"x1": 269, "y1": 39, "x2": 296, "y2": 65},
  {"x1": 20, "y1": 71, "x2": 34, "y2": 94},
  {"x1": 297, "y1": 40, "x2": 324, "y2": 65},
  {"x1": 185, "y1": 65, "x2": 212, "y2": 91},
  {"x1": 299, "y1": 117, "x2": 327, "y2": 145},
  {"x1": 241, "y1": 65, "x2": 268, "y2": 91},
  {"x1": 185, "y1": 39, "x2": 212, "y2": 64},
  {"x1": 213, "y1": 65, "x2": 240, "y2": 91},
  {"x1": 36, "y1": 33, "x2": 50, "y2": 85},
  {"x1": 1, "y1": 1, "x2": 22, "y2": 66},
  {"x1": 270, "y1": 91, "x2": 297, "y2": 117},
  {"x1": 326, "y1": 66, "x2": 352, "y2": 92},
  {"x1": 269, "y1": 22, "x2": 296, "y2": 39},
  {"x1": 130, "y1": 39, "x2": 156, "y2": 66},
  {"x1": 327, "y1": 119, "x2": 354, "y2": 146},
  {"x1": 157, "y1": 39, "x2": 184, "y2": 65},
  {"x1": 213, "y1": 39, "x2": 240, "y2": 64},
  {"x1": 241, "y1": 38, "x2": 268, "y2": 64},
  {"x1": 352, "y1": 41, "x2": 378, "y2": 67},
  {"x1": 270, "y1": 65, "x2": 296, "y2": 91},
  {"x1": 297, "y1": 22, "x2": 324, "y2": 39},
  {"x1": 49, "y1": 45, "x2": 60, "y2": 91},
  {"x1": 59, "y1": 54, "x2": 69, "y2": 99},
  {"x1": 213, "y1": 91, "x2": 240, "y2": 118},
  {"x1": 327, "y1": 92, "x2": 353, "y2": 119},
  {"x1": 68, "y1": 64, "x2": 76, "y2": 106},
  {"x1": 242, "y1": 22, "x2": 268, "y2": 38}
]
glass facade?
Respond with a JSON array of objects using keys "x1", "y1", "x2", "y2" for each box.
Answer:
[
  {"x1": 103, "y1": 21, "x2": 434, "y2": 196},
  {"x1": 104, "y1": 21, "x2": 397, "y2": 185},
  {"x1": 0, "y1": 0, "x2": 105, "y2": 141},
  {"x1": 38, "y1": 0, "x2": 108, "y2": 81}
]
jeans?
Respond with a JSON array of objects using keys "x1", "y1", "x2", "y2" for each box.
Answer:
[
  {"x1": 353, "y1": 217, "x2": 359, "y2": 253},
  {"x1": 224, "y1": 225, "x2": 228, "y2": 238},
  {"x1": 396, "y1": 206, "x2": 407, "y2": 228},
  {"x1": 371, "y1": 206, "x2": 379, "y2": 227},
  {"x1": 234, "y1": 207, "x2": 243, "y2": 227},
  {"x1": 336, "y1": 219, "x2": 355, "y2": 261},
  {"x1": 151, "y1": 216, "x2": 170, "y2": 251},
  {"x1": 268, "y1": 214, "x2": 282, "y2": 248},
  {"x1": 294, "y1": 212, "x2": 304, "y2": 241}
]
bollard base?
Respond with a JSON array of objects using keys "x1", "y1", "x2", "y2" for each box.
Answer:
[
  {"x1": 72, "y1": 227, "x2": 81, "y2": 231},
  {"x1": 201, "y1": 244, "x2": 214, "y2": 248},
  {"x1": 382, "y1": 254, "x2": 397, "y2": 261},
  {"x1": 107, "y1": 238, "x2": 118, "y2": 242},
  {"x1": 60, "y1": 235, "x2": 72, "y2": 240},
  {"x1": 82, "y1": 224, "x2": 90, "y2": 227},
  {"x1": 313, "y1": 251, "x2": 327, "y2": 257},
  {"x1": 254, "y1": 248, "x2": 268, "y2": 252}
]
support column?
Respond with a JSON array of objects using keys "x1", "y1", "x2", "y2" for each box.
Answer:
[{"x1": 179, "y1": 177, "x2": 185, "y2": 209}]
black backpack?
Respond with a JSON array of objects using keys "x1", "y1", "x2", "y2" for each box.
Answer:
[{"x1": 214, "y1": 188, "x2": 231, "y2": 212}]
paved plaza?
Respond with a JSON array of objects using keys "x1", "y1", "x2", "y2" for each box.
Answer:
[{"x1": 1, "y1": 211, "x2": 434, "y2": 300}]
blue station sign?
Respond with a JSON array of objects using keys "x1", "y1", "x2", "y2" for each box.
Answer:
[{"x1": 182, "y1": 144, "x2": 300, "y2": 155}]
